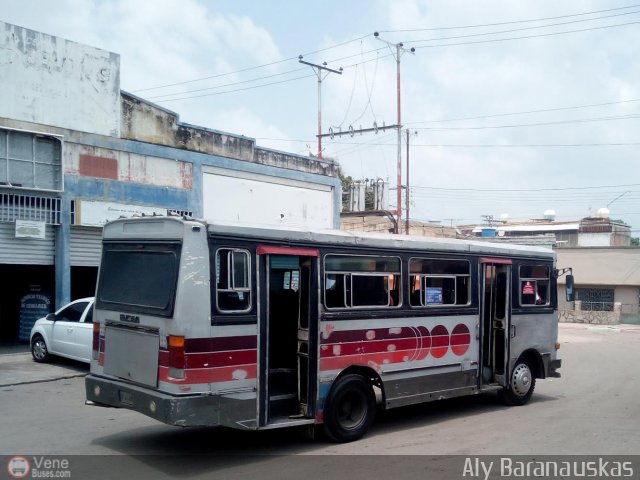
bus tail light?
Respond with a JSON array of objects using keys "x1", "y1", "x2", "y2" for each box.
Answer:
[
  {"x1": 168, "y1": 335, "x2": 186, "y2": 379},
  {"x1": 92, "y1": 322, "x2": 100, "y2": 360}
]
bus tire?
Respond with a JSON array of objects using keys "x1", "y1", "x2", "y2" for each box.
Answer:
[
  {"x1": 323, "y1": 374, "x2": 376, "y2": 442},
  {"x1": 498, "y1": 359, "x2": 536, "y2": 406}
]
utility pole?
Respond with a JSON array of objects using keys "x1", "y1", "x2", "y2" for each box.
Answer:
[
  {"x1": 404, "y1": 129, "x2": 416, "y2": 235},
  {"x1": 374, "y1": 32, "x2": 414, "y2": 234},
  {"x1": 298, "y1": 56, "x2": 342, "y2": 159}
]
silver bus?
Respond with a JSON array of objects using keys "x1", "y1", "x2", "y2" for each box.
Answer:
[{"x1": 86, "y1": 216, "x2": 570, "y2": 442}]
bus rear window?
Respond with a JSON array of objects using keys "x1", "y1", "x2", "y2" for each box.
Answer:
[{"x1": 96, "y1": 243, "x2": 181, "y2": 317}]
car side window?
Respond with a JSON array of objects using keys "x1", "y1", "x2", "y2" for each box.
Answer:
[
  {"x1": 57, "y1": 302, "x2": 89, "y2": 323},
  {"x1": 83, "y1": 305, "x2": 94, "y2": 323}
]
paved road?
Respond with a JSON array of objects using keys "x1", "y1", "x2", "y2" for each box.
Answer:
[{"x1": 1, "y1": 324, "x2": 638, "y2": 478}]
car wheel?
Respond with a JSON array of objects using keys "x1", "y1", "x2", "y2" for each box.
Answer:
[
  {"x1": 31, "y1": 335, "x2": 51, "y2": 363},
  {"x1": 323, "y1": 374, "x2": 376, "y2": 442},
  {"x1": 498, "y1": 359, "x2": 536, "y2": 406}
]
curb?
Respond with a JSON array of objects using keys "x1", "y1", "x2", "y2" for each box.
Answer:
[{"x1": 0, "y1": 372, "x2": 87, "y2": 388}]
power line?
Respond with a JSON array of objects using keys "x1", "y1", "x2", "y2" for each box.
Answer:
[
  {"x1": 131, "y1": 33, "x2": 372, "y2": 93},
  {"x1": 323, "y1": 141, "x2": 640, "y2": 148},
  {"x1": 407, "y1": 9, "x2": 640, "y2": 44},
  {"x1": 411, "y1": 183, "x2": 640, "y2": 192},
  {"x1": 153, "y1": 19, "x2": 640, "y2": 102},
  {"x1": 377, "y1": 4, "x2": 640, "y2": 32},
  {"x1": 406, "y1": 98, "x2": 640, "y2": 125},
  {"x1": 409, "y1": 20, "x2": 640, "y2": 49},
  {"x1": 154, "y1": 74, "x2": 316, "y2": 102},
  {"x1": 146, "y1": 67, "x2": 307, "y2": 100},
  {"x1": 413, "y1": 113, "x2": 640, "y2": 131},
  {"x1": 130, "y1": 5, "x2": 639, "y2": 97},
  {"x1": 252, "y1": 137, "x2": 640, "y2": 149},
  {"x1": 152, "y1": 50, "x2": 395, "y2": 103}
]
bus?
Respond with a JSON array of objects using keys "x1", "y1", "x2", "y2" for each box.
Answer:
[{"x1": 85, "y1": 215, "x2": 570, "y2": 442}]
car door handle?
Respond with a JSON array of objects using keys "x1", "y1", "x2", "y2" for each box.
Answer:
[{"x1": 67, "y1": 328, "x2": 74, "y2": 334}]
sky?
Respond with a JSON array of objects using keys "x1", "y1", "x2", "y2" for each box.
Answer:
[{"x1": 2, "y1": 0, "x2": 640, "y2": 230}]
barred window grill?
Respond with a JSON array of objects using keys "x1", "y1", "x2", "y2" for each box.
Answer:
[
  {"x1": 576, "y1": 288, "x2": 614, "y2": 312},
  {"x1": 0, "y1": 193, "x2": 61, "y2": 224}
]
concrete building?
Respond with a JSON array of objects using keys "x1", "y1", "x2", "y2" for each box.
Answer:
[
  {"x1": 556, "y1": 247, "x2": 640, "y2": 324},
  {"x1": 460, "y1": 210, "x2": 631, "y2": 248},
  {"x1": 340, "y1": 211, "x2": 458, "y2": 238},
  {"x1": 0, "y1": 21, "x2": 341, "y2": 343}
]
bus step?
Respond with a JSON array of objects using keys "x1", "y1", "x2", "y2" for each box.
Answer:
[
  {"x1": 269, "y1": 394, "x2": 299, "y2": 418},
  {"x1": 269, "y1": 368, "x2": 296, "y2": 395},
  {"x1": 480, "y1": 384, "x2": 503, "y2": 392},
  {"x1": 263, "y1": 417, "x2": 315, "y2": 429},
  {"x1": 270, "y1": 393, "x2": 297, "y2": 402}
]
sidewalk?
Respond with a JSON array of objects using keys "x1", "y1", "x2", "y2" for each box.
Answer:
[
  {"x1": 559, "y1": 322, "x2": 640, "y2": 333},
  {"x1": 0, "y1": 352, "x2": 87, "y2": 387}
]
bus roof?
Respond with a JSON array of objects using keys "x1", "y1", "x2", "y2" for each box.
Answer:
[
  {"x1": 102, "y1": 216, "x2": 554, "y2": 260},
  {"x1": 205, "y1": 220, "x2": 555, "y2": 260}
]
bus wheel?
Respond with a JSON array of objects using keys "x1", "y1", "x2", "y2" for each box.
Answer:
[
  {"x1": 323, "y1": 374, "x2": 376, "y2": 442},
  {"x1": 498, "y1": 359, "x2": 536, "y2": 406}
]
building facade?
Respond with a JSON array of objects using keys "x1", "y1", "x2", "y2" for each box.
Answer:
[
  {"x1": 556, "y1": 248, "x2": 640, "y2": 324},
  {"x1": 0, "y1": 21, "x2": 341, "y2": 342}
]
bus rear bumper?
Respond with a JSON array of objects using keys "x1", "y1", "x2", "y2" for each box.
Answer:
[
  {"x1": 85, "y1": 374, "x2": 220, "y2": 427},
  {"x1": 548, "y1": 359, "x2": 562, "y2": 378}
]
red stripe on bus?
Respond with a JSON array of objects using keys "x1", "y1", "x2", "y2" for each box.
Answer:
[
  {"x1": 187, "y1": 350, "x2": 257, "y2": 369},
  {"x1": 257, "y1": 245, "x2": 320, "y2": 256},
  {"x1": 159, "y1": 348, "x2": 258, "y2": 368},
  {"x1": 185, "y1": 336, "x2": 257, "y2": 353},
  {"x1": 320, "y1": 351, "x2": 419, "y2": 371},
  {"x1": 321, "y1": 326, "x2": 420, "y2": 344},
  {"x1": 158, "y1": 364, "x2": 258, "y2": 384},
  {"x1": 479, "y1": 257, "x2": 512, "y2": 265},
  {"x1": 320, "y1": 338, "x2": 421, "y2": 357}
]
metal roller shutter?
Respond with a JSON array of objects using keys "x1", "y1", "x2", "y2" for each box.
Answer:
[
  {"x1": 0, "y1": 221, "x2": 55, "y2": 265},
  {"x1": 70, "y1": 226, "x2": 103, "y2": 266}
]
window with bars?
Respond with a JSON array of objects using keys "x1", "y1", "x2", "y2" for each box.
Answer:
[
  {"x1": 0, "y1": 193, "x2": 61, "y2": 224},
  {"x1": 0, "y1": 128, "x2": 62, "y2": 191},
  {"x1": 576, "y1": 288, "x2": 614, "y2": 311}
]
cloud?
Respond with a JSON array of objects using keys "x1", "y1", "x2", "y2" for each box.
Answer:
[{"x1": 2, "y1": 0, "x2": 639, "y2": 225}]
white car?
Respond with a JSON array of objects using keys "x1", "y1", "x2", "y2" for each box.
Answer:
[{"x1": 30, "y1": 297, "x2": 94, "y2": 364}]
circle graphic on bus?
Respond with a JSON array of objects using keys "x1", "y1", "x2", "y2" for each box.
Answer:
[
  {"x1": 450, "y1": 324, "x2": 471, "y2": 356},
  {"x1": 415, "y1": 326, "x2": 431, "y2": 360},
  {"x1": 430, "y1": 325, "x2": 449, "y2": 358}
]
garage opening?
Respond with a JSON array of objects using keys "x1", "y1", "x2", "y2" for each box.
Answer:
[{"x1": 0, "y1": 265, "x2": 54, "y2": 344}]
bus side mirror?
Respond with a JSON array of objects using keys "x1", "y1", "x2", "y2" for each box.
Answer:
[{"x1": 565, "y1": 275, "x2": 575, "y2": 302}]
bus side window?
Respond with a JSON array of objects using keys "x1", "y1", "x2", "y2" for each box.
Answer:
[
  {"x1": 216, "y1": 248, "x2": 251, "y2": 313},
  {"x1": 519, "y1": 264, "x2": 550, "y2": 307},
  {"x1": 324, "y1": 254, "x2": 401, "y2": 309},
  {"x1": 325, "y1": 274, "x2": 346, "y2": 308},
  {"x1": 409, "y1": 258, "x2": 471, "y2": 307}
]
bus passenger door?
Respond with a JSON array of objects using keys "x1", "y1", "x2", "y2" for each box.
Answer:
[
  {"x1": 257, "y1": 246, "x2": 319, "y2": 426},
  {"x1": 480, "y1": 259, "x2": 511, "y2": 387}
]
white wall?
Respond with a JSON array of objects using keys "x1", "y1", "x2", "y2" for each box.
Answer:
[
  {"x1": 0, "y1": 21, "x2": 120, "y2": 136},
  {"x1": 203, "y1": 168, "x2": 334, "y2": 229},
  {"x1": 578, "y1": 233, "x2": 610, "y2": 247}
]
